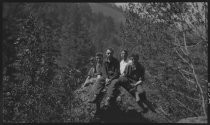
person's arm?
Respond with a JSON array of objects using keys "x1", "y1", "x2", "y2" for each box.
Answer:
[
  {"x1": 82, "y1": 68, "x2": 93, "y2": 87},
  {"x1": 120, "y1": 73, "x2": 125, "y2": 77},
  {"x1": 82, "y1": 76, "x2": 91, "y2": 87},
  {"x1": 134, "y1": 78, "x2": 142, "y2": 86},
  {"x1": 123, "y1": 64, "x2": 130, "y2": 77},
  {"x1": 124, "y1": 64, "x2": 139, "y2": 85},
  {"x1": 139, "y1": 65, "x2": 145, "y2": 82},
  {"x1": 95, "y1": 67, "x2": 102, "y2": 76},
  {"x1": 103, "y1": 62, "x2": 108, "y2": 79},
  {"x1": 95, "y1": 64, "x2": 103, "y2": 78},
  {"x1": 134, "y1": 65, "x2": 145, "y2": 86}
]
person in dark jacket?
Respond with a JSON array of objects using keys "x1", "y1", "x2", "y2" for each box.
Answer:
[
  {"x1": 100, "y1": 48, "x2": 121, "y2": 107},
  {"x1": 104, "y1": 48, "x2": 120, "y2": 85},
  {"x1": 89, "y1": 48, "x2": 120, "y2": 103},
  {"x1": 124, "y1": 54, "x2": 156, "y2": 113}
]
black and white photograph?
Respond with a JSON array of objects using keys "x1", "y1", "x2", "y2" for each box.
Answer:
[{"x1": 2, "y1": 2, "x2": 208, "y2": 123}]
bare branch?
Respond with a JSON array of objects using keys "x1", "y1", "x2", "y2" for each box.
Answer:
[
  {"x1": 178, "y1": 69, "x2": 195, "y2": 85},
  {"x1": 173, "y1": 5, "x2": 207, "y2": 117},
  {"x1": 158, "y1": 106, "x2": 170, "y2": 116},
  {"x1": 180, "y1": 47, "x2": 188, "y2": 56},
  {"x1": 175, "y1": 98, "x2": 199, "y2": 116},
  {"x1": 172, "y1": 41, "x2": 203, "y2": 48},
  {"x1": 161, "y1": 84, "x2": 201, "y2": 101},
  {"x1": 190, "y1": 63, "x2": 207, "y2": 116},
  {"x1": 174, "y1": 34, "x2": 188, "y2": 56},
  {"x1": 181, "y1": 69, "x2": 193, "y2": 75},
  {"x1": 174, "y1": 49, "x2": 190, "y2": 65},
  {"x1": 201, "y1": 79, "x2": 208, "y2": 83},
  {"x1": 187, "y1": 41, "x2": 203, "y2": 48},
  {"x1": 155, "y1": 106, "x2": 173, "y2": 123},
  {"x1": 171, "y1": 88, "x2": 201, "y2": 101},
  {"x1": 183, "y1": 31, "x2": 189, "y2": 55}
]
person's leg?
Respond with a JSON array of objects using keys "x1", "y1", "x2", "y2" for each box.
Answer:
[
  {"x1": 89, "y1": 77, "x2": 105, "y2": 103},
  {"x1": 104, "y1": 78, "x2": 120, "y2": 107},
  {"x1": 89, "y1": 77, "x2": 97, "y2": 84},
  {"x1": 127, "y1": 85, "x2": 148, "y2": 113},
  {"x1": 92, "y1": 102, "x2": 101, "y2": 122},
  {"x1": 104, "y1": 77, "x2": 132, "y2": 107},
  {"x1": 94, "y1": 101, "x2": 102, "y2": 119},
  {"x1": 135, "y1": 84, "x2": 144, "y2": 102},
  {"x1": 118, "y1": 77, "x2": 132, "y2": 91},
  {"x1": 139, "y1": 91, "x2": 156, "y2": 113}
]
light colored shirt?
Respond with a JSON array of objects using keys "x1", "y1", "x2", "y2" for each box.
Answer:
[{"x1": 120, "y1": 59, "x2": 131, "y2": 75}]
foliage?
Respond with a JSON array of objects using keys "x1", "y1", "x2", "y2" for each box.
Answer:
[
  {"x1": 3, "y1": 3, "x2": 120, "y2": 123},
  {"x1": 3, "y1": 2, "x2": 207, "y2": 123},
  {"x1": 120, "y1": 2, "x2": 208, "y2": 121}
]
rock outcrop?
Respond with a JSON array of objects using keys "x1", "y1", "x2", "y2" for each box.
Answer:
[{"x1": 73, "y1": 83, "x2": 171, "y2": 123}]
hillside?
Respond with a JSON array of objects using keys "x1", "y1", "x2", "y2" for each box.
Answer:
[
  {"x1": 88, "y1": 3, "x2": 126, "y2": 24},
  {"x1": 3, "y1": 2, "x2": 207, "y2": 123}
]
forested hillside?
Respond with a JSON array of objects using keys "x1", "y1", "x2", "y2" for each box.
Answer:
[
  {"x1": 3, "y1": 3, "x2": 121, "y2": 122},
  {"x1": 3, "y1": 2, "x2": 208, "y2": 123},
  {"x1": 89, "y1": 3, "x2": 125, "y2": 24},
  {"x1": 120, "y1": 3, "x2": 208, "y2": 122}
]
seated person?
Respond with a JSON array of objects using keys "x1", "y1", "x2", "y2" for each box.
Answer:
[
  {"x1": 88, "y1": 52, "x2": 106, "y2": 103},
  {"x1": 123, "y1": 54, "x2": 156, "y2": 113},
  {"x1": 105, "y1": 54, "x2": 156, "y2": 113},
  {"x1": 86, "y1": 52, "x2": 106, "y2": 119},
  {"x1": 82, "y1": 57, "x2": 97, "y2": 87},
  {"x1": 120, "y1": 49, "x2": 132, "y2": 77}
]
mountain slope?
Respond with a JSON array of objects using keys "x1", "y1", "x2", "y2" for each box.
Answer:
[{"x1": 88, "y1": 3, "x2": 125, "y2": 24}]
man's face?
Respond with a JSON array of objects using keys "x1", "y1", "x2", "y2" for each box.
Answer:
[
  {"x1": 106, "y1": 50, "x2": 113, "y2": 59},
  {"x1": 130, "y1": 57, "x2": 137, "y2": 64},
  {"x1": 96, "y1": 56, "x2": 102, "y2": 63},
  {"x1": 121, "y1": 51, "x2": 128, "y2": 60}
]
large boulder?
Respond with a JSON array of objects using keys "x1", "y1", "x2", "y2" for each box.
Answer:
[{"x1": 73, "y1": 83, "x2": 171, "y2": 123}]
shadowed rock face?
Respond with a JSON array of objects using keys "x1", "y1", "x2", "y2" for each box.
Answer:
[
  {"x1": 91, "y1": 104, "x2": 152, "y2": 123},
  {"x1": 177, "y1": 116, "x2": 207, "y2": 123}
]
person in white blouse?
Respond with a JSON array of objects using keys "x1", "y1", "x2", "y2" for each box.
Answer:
[{"x1": 120, "y1": 49, "x2": 131, "y2": 76}]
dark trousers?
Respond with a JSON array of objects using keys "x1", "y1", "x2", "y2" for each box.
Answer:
[
  {"x1": 90, "y1": 77, "x2": 106, "y2": 114},
  {"x1": 106, "y1": 76, "x2": 149, "y2": 107},
  {"x1": 92, "y1": 77, "x2": 106, "y2": 97},
  {"x1": 91, "y1": 77, "x2": 119, "y2": 113},
  {"x1": 106, "y1": 76, "x2": 144, "y2": 98}
]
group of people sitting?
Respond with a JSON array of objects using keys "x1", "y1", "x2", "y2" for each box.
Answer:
[{"x1": 82, "y1": 48, "x2": 156, "y2": 115}]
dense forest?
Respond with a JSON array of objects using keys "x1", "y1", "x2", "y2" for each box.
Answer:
[{"x1": 3, "y1": 2, "x2": 208, "y2": 123}]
